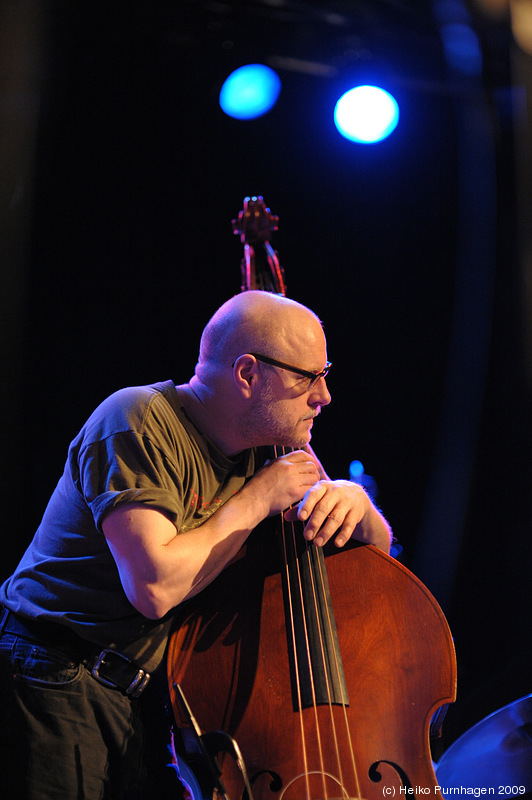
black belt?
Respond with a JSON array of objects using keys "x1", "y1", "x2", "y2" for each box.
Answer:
[{"x1": 0, "y1": 608, "x2": 151, "y2": 698}]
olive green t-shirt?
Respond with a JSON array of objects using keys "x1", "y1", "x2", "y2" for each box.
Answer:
[{"x1": 0, "y1": 381, "x2": 262, "y2": 670}]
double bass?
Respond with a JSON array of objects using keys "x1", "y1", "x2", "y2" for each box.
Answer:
[{"x1": 167, "y1": 197, "x2": 457, "y2": 800}]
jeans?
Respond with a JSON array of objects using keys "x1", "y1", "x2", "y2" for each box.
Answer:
[{"x1": 0, "y1": 633, "x2": 185, "y2": 800}]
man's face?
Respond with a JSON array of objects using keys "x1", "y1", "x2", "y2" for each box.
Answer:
[
  {"x1": 253, "y1": 371, "x2": 331, "y2": 449},
  {"x1": 239, "y1": 324, "x2": 332, "y2": 449}
]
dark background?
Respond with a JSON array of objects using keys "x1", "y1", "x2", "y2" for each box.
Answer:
[{"x1": 1, "y1": 0, "x2": 531, "y2": 763}]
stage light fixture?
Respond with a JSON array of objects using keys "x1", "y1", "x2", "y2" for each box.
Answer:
[
  {"x1": 219, "y1": 64, "x2": 281, "y2": 120},
  {"x1": 334, "y1": 85, "x2": 400, "y2": 144}
]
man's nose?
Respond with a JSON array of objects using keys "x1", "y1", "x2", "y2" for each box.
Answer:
[{"x1": 310, "y1": 377, "x2": 331, "y2": 406}]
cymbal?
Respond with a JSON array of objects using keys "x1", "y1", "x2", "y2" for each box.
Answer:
[{"x1": 436, "y1": 694, "x2": 532, "y2": 796}]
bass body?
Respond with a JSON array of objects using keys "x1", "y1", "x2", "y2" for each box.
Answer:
[{"x1": 168, "y1": 521, "x2": 456, "y2": 800}]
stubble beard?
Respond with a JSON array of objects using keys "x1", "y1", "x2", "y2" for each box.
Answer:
[{"x1": 237, "y1": 381, "x2": 310, "y2": 450}]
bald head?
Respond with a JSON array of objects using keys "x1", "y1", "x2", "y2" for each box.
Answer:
[
  {"x1": 181, "y1": 290, "x2": 330, "y2": 454},
  {"x1": 197, "y1": 291, "x2": 324, "y2": 371}
]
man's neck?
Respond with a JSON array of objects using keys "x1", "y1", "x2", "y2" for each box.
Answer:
[{"x1": 175, "y1": 382, "x2": 244, "y2": 458}]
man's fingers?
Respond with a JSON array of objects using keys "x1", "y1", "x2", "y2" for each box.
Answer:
[{"x1": 297, "y1": 484, "x2": 327, "y2": 520}]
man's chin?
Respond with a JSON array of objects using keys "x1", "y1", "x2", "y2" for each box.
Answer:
[{"x1": 292, "y1": 431, "x2": 312, "y2": 449}]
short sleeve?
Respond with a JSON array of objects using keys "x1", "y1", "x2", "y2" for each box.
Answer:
[{"x1": 75, "y1": 429, "x2": 184, "y2": 532}]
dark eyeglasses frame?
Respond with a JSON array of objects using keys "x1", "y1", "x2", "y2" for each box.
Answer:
[{"x1": 248, "y1": 352, "x2": 332, "y2": 388}]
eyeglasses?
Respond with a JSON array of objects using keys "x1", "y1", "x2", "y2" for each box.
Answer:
[{"x1": 249, "y1": 352, "x2": 332, "y2": 390}]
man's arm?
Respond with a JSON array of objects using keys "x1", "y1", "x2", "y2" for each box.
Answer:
[
  {"x1": 103, "y1": 449, "x2": 391, "y2": 621},
  {"x1": 102, "y1": 451, "x2": 321, "y2": 619}
]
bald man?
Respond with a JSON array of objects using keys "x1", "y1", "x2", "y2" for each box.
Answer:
[{"x1": 0, "y1": 291, "x2": 391, "y2": 799}]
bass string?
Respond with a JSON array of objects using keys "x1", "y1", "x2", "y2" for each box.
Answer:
[
  {"x1": 278, "y1": 500, "x2": 314, "y2": 799},
  {"x1": 298, "y1": 522, "x2": 367, "y2": 800},
  {"x1": 275, "y1": 444, "x2": 324, "y2": 798},
  {"x1": 275, "y1": 445, "x2": 362, "y2": 799},
  {"x1": 301, "y1": 539, "x2": 360, "y2": 799},
  {"x1": 311, "y1": 545, "x2": 363, "y2": 800}
]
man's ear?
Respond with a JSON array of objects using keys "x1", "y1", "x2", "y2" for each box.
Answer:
[{"x1": 232, "y1": 354, "x2": 259, "y2": 399}]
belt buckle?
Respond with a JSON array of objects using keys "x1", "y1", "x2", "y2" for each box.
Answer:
[{"x1": 90, "y1": 648, "x2": 151, "y2": 698}]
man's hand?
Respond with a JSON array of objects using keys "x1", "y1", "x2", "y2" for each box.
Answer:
[
  {"x1": 283, "y1": 479, "x2": 392, "y2": 554},
  {"x1": 246, "y1": 451, "x2": 322, "y2": 518}
]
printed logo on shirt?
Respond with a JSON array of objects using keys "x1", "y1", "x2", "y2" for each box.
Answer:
[
  {"x1": 179, "y1": 492, "x2": 226, "y2": 533},
  {"x1": 189, "y1": 492, "x2": 222, "y2": 512}
]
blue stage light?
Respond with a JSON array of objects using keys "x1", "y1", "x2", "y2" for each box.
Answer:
[
  {"x1": 440, "y1": 23, "x2": 482, "y2": 76},
  {"x1": 219, "y1": 64, "x2": 281, "y2": 120},
  {"x1": 334, "y1": 85, "x2": 400, "y2": 144}
]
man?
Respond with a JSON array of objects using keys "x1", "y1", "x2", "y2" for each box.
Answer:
[{"x1": 0, "y1": 290, "x2": 391, "y2": 799}]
